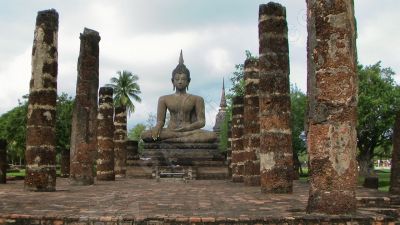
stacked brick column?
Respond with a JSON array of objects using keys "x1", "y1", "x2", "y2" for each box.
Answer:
[
  {"x1": 230, "y1": 96, "x2": 244, "y2": 182},
  {"x1": 70, "y1": 28, "x2": 100, "y2": 185},
  {"x1": 24, "y1": 9, "x2": 58, "y2": 191},
  {"x1": 243, "y1": 59, "x2": 260, "y2": 186},
  {"x1": 0, "y1": 140, "x2": 6, "y2": 184},
  {"x1": 114, "y1": 106, "x2": 127, "y2": 178},
  {"x1": 306, "y1": 0, "x2": 358, "y2": 214},
  {"x1": 390, "y1": 113, "x2": 400, "y2": 194},
  {"x1": 258, "y1": 2, "x2": 293, "y2": 193},
  {"x1": 96, "y1": 87, "x2": 115, "y2": 181}
]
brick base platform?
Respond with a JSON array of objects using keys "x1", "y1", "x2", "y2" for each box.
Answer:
[
  {"x1": 127, "y1": 142, "x2": 229, "y2": 180},
  {"x1": 0, "y1": 179, "x2": 399, "y2": 224}
]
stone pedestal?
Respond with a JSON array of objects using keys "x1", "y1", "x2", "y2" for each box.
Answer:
[
  {"x1": 25, "y1": 9, "x2": 58, "y2": 192},
  {"x1": 127, "y1": 142, "x2": 227, "y2": 179},
  {"x1": 0, "y1": 140, "x2": 6, "y2": 184},
  {"x1": 306, "y1": 0, "x2": 358, "y2": 214},
  {"x1": 70, "y1": 28, "x2": 100, "y2": 186},
  {"x1": 258, "y1": 2, "x2": 293, "y2": 193}
]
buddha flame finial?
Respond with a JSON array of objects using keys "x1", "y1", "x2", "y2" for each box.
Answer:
[{"x1": 179, "y1": 49, "x2": 184, "y2": 65}]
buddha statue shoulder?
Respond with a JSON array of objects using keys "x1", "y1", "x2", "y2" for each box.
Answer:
[{"x1": 141, "y1": 51, "x2": 217, "y2": 143}]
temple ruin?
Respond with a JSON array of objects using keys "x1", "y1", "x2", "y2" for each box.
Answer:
[
  {"x1": 258, "y1": 2, "x2": 293, "y2": 193},
  {"x1": 70, "y1": 28, "x2": 100, "y2": 185},
  {"x1": 306, "y1": 0, "x2": 358, "y2": 214},
  {"x1": 24, "y1": 9, "x2": 59, "y2": 192}
]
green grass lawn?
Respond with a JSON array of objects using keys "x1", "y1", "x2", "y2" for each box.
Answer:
[
  {"x1": 7, "y1": 169, "x2": 61, "y2": 177},
  {"x1": 298, "y1": 168, "x2": 391, "y2": 192},
  {"x1": 7, "y1": 167, "x2": 392, "y2": 192}
]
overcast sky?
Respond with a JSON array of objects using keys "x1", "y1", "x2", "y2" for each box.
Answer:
[{"x1": 0, "y1": 0, "x2": 399, "y2": 130}]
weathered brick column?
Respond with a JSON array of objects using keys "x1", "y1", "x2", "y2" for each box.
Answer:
[
  {"x1": 0, "y1": 140, "x2": 6, "y2": 184},
  {"x1": 390, "y1": 113, "x2": 400, "y2": 194},
  {"x1": 97, "y1": 87, "x2": 115, "y2": 181},
  {"x1": 227, "y1": 121, "x2": 232, "y2": 178},
  {"x1": 24, "y1": 9, "x2": 58, "y2": 191},
  {"x1": 258, "y1": 2, "x2": 293, "y2": 193},
  {"x1": 60, "y1": 149, "x2": 70, "y2": 178},
  {"x1": 243, "y1": 59, "x2": 260, "y2": 186},
  {"x1": 114, "y1": 106, "x2": 127, "y2": 178},
  {"x1": 306, "y1": 0, "x2": 358, "y2": 214},
  {"x1": 70, "y1": 28, "x2": 100, "y2": 185},
  {"x1": 231, "y1": 96, "x2": 244, "y2": 183}
]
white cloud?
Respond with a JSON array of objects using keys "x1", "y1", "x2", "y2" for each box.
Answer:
[
  {"x1": 0, "y1": 47, "x2": 31, "y2": 112},
  {"x1": 1, "y1": 0, "x2": 399, "y2": 132}
]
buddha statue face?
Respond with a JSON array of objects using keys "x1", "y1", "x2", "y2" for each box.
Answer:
[{"x1": 172, "y1": 73, "x2": 190, "y2": 91}]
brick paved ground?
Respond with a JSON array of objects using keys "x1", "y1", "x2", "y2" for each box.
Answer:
[{"x1": 0, "y1": 178, "x2": 396, "y2": 224}]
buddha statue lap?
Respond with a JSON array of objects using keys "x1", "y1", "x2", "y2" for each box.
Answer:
[{"x1": 141, "y1": 51, "x2": 217, "y2": 144}]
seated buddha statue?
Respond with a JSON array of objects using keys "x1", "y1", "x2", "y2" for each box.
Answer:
[{"x1": 141, "y1": 51, "x2": 217, "y2": 143}]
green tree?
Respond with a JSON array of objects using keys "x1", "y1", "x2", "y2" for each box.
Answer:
[
  {"x1": 357, "y1": 62, "x2": 400, "y2": 175},
  {"x1": 0, "y1": 93, "x2": 74, "y2": 165},
  {"x1": 290, "y1": 85, "x2": 307, "y2": 177},
  {"x1": 128, "y1": 123, "x2": 146, "y2": 152},
  {"x1": 128, "y1": 123, "x2": 146, "y2": 141},
  {"x1": 0, "y1": 96, "x2": 28, "y2": 165},
  {"x1": 55, "y1": 93, "x2": 74, "y2": 158},
  {"x1": 106, "y1": 70, "x2": 142, "y2": 115},
  {"x1": 227, "y1": 50, "x2": 257, "y2": 99}
]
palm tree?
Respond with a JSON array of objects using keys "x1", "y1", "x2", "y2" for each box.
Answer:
[
  {"x1": 106, "y1": 70, "x2": 141, "y2": 177},
  {"x1": 106, "y1": 70, "x2": 142, "y2": 114}
]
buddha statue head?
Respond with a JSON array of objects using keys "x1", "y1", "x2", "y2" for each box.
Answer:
[{"x1": 172, "y1": 50, "x2": 191, "y2": 90}]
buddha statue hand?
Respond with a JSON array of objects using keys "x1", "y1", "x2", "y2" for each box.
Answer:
[
  {"x1": 151, "y1": 125, "x2": 162, "y2": 141},
  {"x1": 172, "y1": 126, "x2": 191, "y2": 132}
]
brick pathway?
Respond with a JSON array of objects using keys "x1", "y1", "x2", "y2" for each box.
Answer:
[{"x1": 0, "y1": 178, "x2": 395, "y2": 224}]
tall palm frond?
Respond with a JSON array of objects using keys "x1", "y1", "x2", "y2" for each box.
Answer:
[{"x1": 106, "y1": 70, "x2": 142, "y2": 115}]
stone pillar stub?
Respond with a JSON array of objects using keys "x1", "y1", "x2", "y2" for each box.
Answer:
[
  {"x1": 390, "y1": 113, "x2": 400, "y2": 194},
  {"x1": 97, "y1": 87, "x2": 115, "y2": 181},
  {"x1": 24, "y1": 9, "x2": 58, "y2": 191},
  {"x1": 243, "y1": 59, "x2": 260, "y2": 186},
  {"x1": 0, "y1": 140, "x2": 6, "y2": 184},
  {"x1": 114, "y1": 106, "x2": 127, "y2": 178},
  {"x1": 231, "y1": 96, "x2": 244, "y2": 183},
  {"x1": 258, "y1": 2, "x2": 293, "y2": 194},
  {"x1": 306, "y1": 0, "x2": 358, "y2": 214},
  {"x1": 70, "y1": 28, "x2": 100, "y2": 185},
  {"x1": 60, "y1": 149, "x2": 70, "y2": 178},
  {"x1": 126, "y1": 140, "x2": 139, "y2": 160}
]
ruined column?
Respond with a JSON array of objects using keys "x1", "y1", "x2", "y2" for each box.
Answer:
[
  {"x1": 24, "y1": 9, "x2": 58, "y2": 191},
  {"x1": 390, "y1": 113, "x2": 400, "y2": 194},
  {"x1": 114, "y1": 106, "x2": 127, "y2": 178},
  {"x1": 96, "y1": 87, "x2": 115, "y2": 181},
  {"x1": 231, "y1": 96, "x2": 245, "y2": 182},
  {"x1": 70, "y1": 28, "x2": 100, "y2": 185},
  {"x1": 258, "y1": 2, "x2": 293, "y2": 193},
  {"x1": 243, "y1": 59, "x2": 260, "y2": 186},
  {"x1": 60, "y1": 149, "x2": 70, "y2": 178},
  {"x1": 227, "y1": 121, "x2": 232, "y2": 178},
  {"x1": 0, "y1": 140, "x2": 6, "y2": 184},
  {"x1": 306, "y1": 0, "x2": 358, "y2": 214}
]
